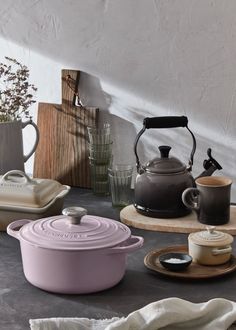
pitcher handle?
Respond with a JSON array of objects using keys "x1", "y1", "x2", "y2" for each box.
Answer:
[
  {"x1": 134, "y1": 116, "x2": 196, "y2": 173},
  {"x1": 22, "y1": 119, "x2": 40, "y2": 162}
]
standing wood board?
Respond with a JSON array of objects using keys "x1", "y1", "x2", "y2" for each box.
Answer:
[{"x1": 33, "y1": 69, "x2": 99, "y2": 187}]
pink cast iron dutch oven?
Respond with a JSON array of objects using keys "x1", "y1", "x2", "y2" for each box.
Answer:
[{"x1": 7, "y1": 207, "x2": 144, "y2": 294}]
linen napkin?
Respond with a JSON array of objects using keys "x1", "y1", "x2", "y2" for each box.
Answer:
[{"x1": 29, "y1": 297, "x2": 236, "y2": 330}]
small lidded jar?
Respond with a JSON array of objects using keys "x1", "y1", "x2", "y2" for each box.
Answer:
[{"x1": 188, "y1": 226, "x2": 233, "y2": 265}]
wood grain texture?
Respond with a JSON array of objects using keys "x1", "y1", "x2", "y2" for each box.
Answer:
[
  {"x1": 120, "y1": 205, "x2": 236, "y2": 234},
  {"x1": 33, "y1": 70, "x2": 99, "y2": 187},
  {"x1": 144, "y1": 245, "x2": 236, "y2": 279}
]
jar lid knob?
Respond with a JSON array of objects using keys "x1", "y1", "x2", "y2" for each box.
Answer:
[
  {"x1": 206, "y1": 226, "x2": 216, "y2": 235},
  {"x1": 62, "y1": 207, "x2": 87, "y2": 225}
]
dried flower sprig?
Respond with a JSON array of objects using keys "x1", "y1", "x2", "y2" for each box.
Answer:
[{"x1": 0, "y1": 57, "x2": 37, "y2": 122}]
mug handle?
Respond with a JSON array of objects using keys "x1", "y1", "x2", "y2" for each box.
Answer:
[
  {"x1": 182, "y1": 187, "x2": 200, "y2": 211},
  {"x1": 22, "y1": 120, "x2": 40, "y2": 162}
]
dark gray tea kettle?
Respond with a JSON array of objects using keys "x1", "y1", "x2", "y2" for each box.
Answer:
[{"x1": 134, "y1": 116, "x2": 222, "y2": 218}]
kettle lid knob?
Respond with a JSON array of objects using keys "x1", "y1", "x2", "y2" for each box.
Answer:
[{"x1": 159, "y1": 145, "x2": 171, "y2": 158}]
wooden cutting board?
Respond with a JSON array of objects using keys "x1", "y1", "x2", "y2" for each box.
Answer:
[{"x1": 33, "y1": 69, "x2": 99, "y2": 187}]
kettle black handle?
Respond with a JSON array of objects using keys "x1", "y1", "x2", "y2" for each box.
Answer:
[
  {"x1": 143, "y1": 116, "x2": 188, "y2": 129},
  {"x1": 134, "y1": 116, "x2": 196, "y2": 173}
]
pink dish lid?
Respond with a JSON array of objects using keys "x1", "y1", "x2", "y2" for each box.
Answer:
[{"x1": 19, "y1": 207, "x2": 131, "y2": 250}]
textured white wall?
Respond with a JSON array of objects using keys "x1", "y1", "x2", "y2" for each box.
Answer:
[{"x1": 0, "y1": 0, "x2": 236, "y2": 199}]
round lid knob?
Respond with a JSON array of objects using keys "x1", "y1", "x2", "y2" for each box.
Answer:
[
  {"x1": 146, "y1": 145, "x2": 186, "y2": 174},
  {"x1": 159, "y1": 145, "x2": 171, "y2": 158},
  {"x1": 62, "y1": 207, "x2": 87, "y2": 224}
]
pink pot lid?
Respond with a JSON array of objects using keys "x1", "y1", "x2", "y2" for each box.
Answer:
[{"x1": 19, "y1": 207, "x2": 131, "y2": 250}]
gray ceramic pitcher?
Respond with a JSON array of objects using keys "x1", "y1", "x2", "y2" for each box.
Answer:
[{"x1": 0, "y1": 119, "x2": 39, "y2": 174}]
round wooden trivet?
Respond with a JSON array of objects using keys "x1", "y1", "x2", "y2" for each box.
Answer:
[{"x1": 120, "y1": 205, "x2": 236, "y2": 235}]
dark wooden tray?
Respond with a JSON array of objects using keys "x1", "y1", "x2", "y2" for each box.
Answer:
[{"x1": 144, "y1": 245, "x2": 236, "y2": 279}]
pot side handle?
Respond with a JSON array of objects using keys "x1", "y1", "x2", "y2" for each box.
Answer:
[
  {"x1": 7, "y1": 219, "x2": 33, "y2": 240},
  {"x1": 212, "y1": 246, "x2": 232, "y2": 256},
  {"x1": 108, "y1": 235, "x2": 144, "y2": 254}
]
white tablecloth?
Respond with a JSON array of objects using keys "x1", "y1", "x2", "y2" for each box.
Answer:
[{"x1": 30, "y1": 297, "x2": 236, "y2": 330}]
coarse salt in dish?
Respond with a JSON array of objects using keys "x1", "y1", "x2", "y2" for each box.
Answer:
[{"x1": 164, "y1": 258, "x2": 187, "y2": 264}]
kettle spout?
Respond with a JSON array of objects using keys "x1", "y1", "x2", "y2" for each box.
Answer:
[{"x1": 195, "y1": 148, "x2": 222, "y2": 180}]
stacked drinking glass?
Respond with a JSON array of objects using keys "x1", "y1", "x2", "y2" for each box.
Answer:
[{"x1": 87, "y1": 123, "x2": 113, "y2": 195}]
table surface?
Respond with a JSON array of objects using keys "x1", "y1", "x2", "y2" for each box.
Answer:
[{"x1": 1, "y1": 187, "x2": 236, "y2": 330}]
